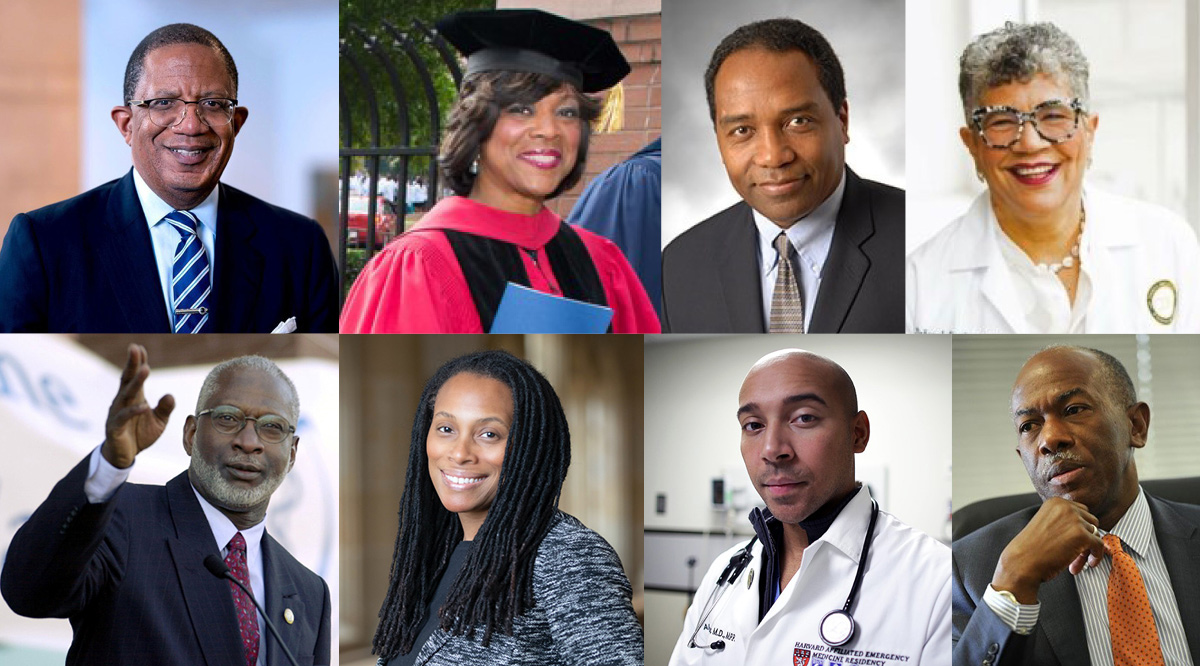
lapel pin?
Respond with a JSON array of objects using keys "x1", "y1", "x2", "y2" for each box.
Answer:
[
  {"x1": 746, "y1": 568, "x2": 754, "y2": 589},
  {"x1": 284, "y1": 608, "x2": 295, "y2": 625},
  {"x1": 1147, "y1": 279, "x2": 1176, "y2": 325}
]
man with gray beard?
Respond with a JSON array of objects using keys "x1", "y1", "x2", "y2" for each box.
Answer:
[{"x1": 1, "y1": 345, "x2": 330, "y2": 665}]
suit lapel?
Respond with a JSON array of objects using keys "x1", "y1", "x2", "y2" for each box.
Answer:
[
  {"x1": 716, "y1": 203, "x2": 766, "y2": 333},
  {"x1": 92, "y1": 170, "x2": 171, "y2": 331},
  {"x1": 164, "y1": 472, "x2": 245, "y2": 666},
  {"x1": 1149, "y1": 495, "x2": 1200, "y2": 662},
  {"x1": 1037, "y1": 572, "x2": 1090, "y2": 665},
  {"x1": 810, "y1": 167, "x2": 871, "y2": 333},
  {"x1": 262, "y1": 533, "x2": 304, "y2": 665},
  {"x1": 213, "y1": 184, "x2": 266, "y2": 332}
]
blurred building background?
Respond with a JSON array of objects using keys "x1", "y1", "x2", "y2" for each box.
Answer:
[
  {"x1": 907, "y1": 0, "x2": 1199, "y2": 252},
  {"x1": 502, "y1": 0, "x2": 662, "y2": 218},
  {"x1": 952, "y1": 334, "x2": 1200, "y2": 511},
  {"x1": 661, "y1": 0, "x2": 905, "y2": 248},
  {"x1": 0, "y1": 0, "x2": 339, "y2": 262},
  {"x1": 643, "y1": 334, "x2": 952, "y2": 666},
  {"x1": 0, "y1": 334, "x2": 339, "y2": 665},
  {"x1": 337, "y1": 0, "x2": 658, "y2": 296},
  {"x1": 338, "y1": 334, "x2": 643, "y2": 665}
]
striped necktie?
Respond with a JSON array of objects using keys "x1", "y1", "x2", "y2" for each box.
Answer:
[
  {"x1": 166, "y1": 210, "x2": 212, "y2": 334},
  {"x1": 769, "y1": 231, "x2": 805, "y2": 333},
  {"x1": 1103, "y1": 533, "x2": 1165, "y2": 666}
]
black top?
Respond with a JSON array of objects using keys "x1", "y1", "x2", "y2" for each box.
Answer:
[
  {"x1": 388, "y1": 540, "x2": 474, "y2": 666},
  {"x1": 435, "y1": 9, "x2": 630, "y2": 92}
]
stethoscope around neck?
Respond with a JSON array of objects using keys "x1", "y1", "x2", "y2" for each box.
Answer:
[{"x1": 687, "y1": 498, "x2": 880, "y2": 652}]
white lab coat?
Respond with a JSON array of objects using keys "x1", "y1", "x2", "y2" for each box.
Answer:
[
  {"x1": 669, "y1": 488, "x2": 951, "y2": 666},
  {"x1": 906, "y1": 185, "x2": 1200, "y2": 333}
]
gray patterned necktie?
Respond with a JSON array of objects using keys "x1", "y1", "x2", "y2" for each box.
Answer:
[{"x1": 769, "y1": 231, "x2": 804, "y2": 333}]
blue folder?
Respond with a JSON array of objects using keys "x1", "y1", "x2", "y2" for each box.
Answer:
[{"x1": 489, "y1": 282, "x2": 613, "y2": 333}]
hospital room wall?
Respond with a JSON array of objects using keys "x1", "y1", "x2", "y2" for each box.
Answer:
[{"x1": 643, "y1": 334, "x2": 953, "y2": 664}]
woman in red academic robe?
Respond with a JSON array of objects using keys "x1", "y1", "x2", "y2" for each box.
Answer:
[{"x1": 340, "y1": 9, "x2": 661, "y2": 334}]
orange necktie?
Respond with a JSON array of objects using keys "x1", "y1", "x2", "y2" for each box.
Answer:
[{"x1": 1103, "y1": 533, "x2": 1164, "y2": 666}]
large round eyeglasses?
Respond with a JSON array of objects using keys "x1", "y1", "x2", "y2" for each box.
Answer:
[
  {"x1": 127, "y1": 98, "x2": 239, "y2": 128},
  {"x1": 971, "y1": 98, "x2": 1085, "y2": 149},
  {"x1": 198, "y1": 405, "x2": 295, "y2": 444}
]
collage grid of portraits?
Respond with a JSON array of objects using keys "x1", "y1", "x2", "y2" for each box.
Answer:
[{"x1": 1, "y1": 1, "x2": 1200, "y2": 666}]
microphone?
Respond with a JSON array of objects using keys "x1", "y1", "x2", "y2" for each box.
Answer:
[{"x1": 204, "y1": 554, "x2": 301, "y2": 666}]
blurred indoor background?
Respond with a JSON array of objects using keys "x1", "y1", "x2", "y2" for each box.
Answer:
[
  {"x1": 338, "y1": 334, "x2": 643, "y2": 665},
  {"x1": 643, "y1": 334, "x2": 952, "y2": 666},
  {"x1": 0, "y1": 0, "x2": 339, "y2": 262},
  {"x1": 952, "y1": 334, "x2": 1200, "y2": 511},
  {"x1": 907, "y1": 0, "x2": 1198, "y2": 252}
]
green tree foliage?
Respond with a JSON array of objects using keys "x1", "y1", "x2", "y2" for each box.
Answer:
[{"x1": 340, "y1": 0, "x2": 493, "y2": 180}]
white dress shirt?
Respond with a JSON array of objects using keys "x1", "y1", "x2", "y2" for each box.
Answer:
[
  {"x1": 132, "y1": 168, "x2": 219, "y2": 330},
  {"x1": 84, "y1": 445, "x2": 267, "y2": 665},
  {"x1": 993, "y1": 215, "x2": 1094, "y2": 333},
  {"x1": 981, "y1": 487, "x2": 1193, "y2": 665},
  {"x1": 754, "y1": 169, "x2": 845, "y2": 331}
]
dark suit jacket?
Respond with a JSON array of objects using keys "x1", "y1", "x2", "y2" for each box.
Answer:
[
  {"x1": 660, "y1": 166, "x2": 904, "y2": 332},
  {"x1": 0, "y1": 455, "x2": 331, "y2": 665},
  {"x1": 952, "y1": 494, "x2": 1200, "y2": 665},
  {"x1": 0, "y1": 169, "x2": 339, "y2": 332}
]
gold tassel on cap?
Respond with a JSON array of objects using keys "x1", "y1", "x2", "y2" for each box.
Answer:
[{"x1": 593, "y1": 82, "x2": 624, "y2": 133}]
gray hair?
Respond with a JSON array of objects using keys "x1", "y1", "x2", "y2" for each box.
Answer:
[
  {"x1": 124, "y1": 23, "x2": 238, "y2": 104},
  {"x1": 958, "y1": 22, "x2": 1090, "y2": 121},
  {"x1": 196, "y1": 356, "x2": 300, "y2": 423}
]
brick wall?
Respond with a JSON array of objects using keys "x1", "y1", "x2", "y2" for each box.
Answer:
[{"x1": 546, "y1": 12, "x2": 662, "y2": 217}]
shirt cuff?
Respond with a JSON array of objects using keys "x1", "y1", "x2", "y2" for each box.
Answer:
[
  {"x1": 84, "y1": 444, "x2": 132, "y2": 504},
  {"x1": 983, "y1": 584, "x2": 1040, "y2": 635}
]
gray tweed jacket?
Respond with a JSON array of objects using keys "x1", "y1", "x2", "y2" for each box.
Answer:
[{"x1": 384, "y1": 512, "x2": 644, "y2": 666}]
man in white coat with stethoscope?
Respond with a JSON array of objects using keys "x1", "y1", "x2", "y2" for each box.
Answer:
[{"x1": 669, "y1": 350, "x2": 951, "y2": 666}]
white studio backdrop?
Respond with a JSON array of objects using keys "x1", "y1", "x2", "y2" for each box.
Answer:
[
  {"x1": 906, "y1": 0, "x2": 1193, "y2": 252},
  {"x1": 82, "y1": 0, "x2": 338, "y2": 219},
  {"x1": 0, "y1": 336, "x2": 339, "y2": 663},
  {"x1": 661, "y1": 0, "x2": 905, "y2": 249}
]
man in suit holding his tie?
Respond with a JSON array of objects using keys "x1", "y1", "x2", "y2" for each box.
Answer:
[
  {"x1": 1, "y1": 345, "x2": 331, "y2": 665},
  {"x1": 0, "y1": 23, "x2": 338, "y2": 333},
  {"x1": 953, "y1": 346, "x2": 1200, "y2": 665}
]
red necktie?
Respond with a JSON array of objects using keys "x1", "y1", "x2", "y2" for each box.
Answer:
[
  {"x1": 225, "y1": 532, "x2": 260, "y2": 666},
  {"x1": 1103, "y1": 534, "x2": 1165, "y2": 666}
]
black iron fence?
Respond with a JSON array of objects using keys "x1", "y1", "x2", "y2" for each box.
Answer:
[{"x1": 338, "y1": 19, "x2": 463, "y2": 298}]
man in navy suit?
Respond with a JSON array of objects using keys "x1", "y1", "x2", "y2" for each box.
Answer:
[
  {"x1": 1, "y1": 345, "x2": 332, "y2": 665},
  {"x1": 0, "y1": 23, "x2": 338, "y2": 333}
]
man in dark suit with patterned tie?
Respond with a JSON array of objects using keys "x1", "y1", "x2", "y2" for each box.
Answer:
[
  {"x1": 661, "y1": 18, "x2": 904, "y2": 333},
  {"x1": 1, "y1": 345, "x2": 331, "y2": 665},
  {"x1": 0, "y1": 23, "x2": 338, "y2": 333},
  {"x1": 953, "y1": 346, "x2": 1200, "y2": 665}
]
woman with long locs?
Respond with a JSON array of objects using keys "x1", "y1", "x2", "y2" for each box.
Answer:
[{"x1": 374, "y1": 350, "x2": 643, "y2": 665}]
